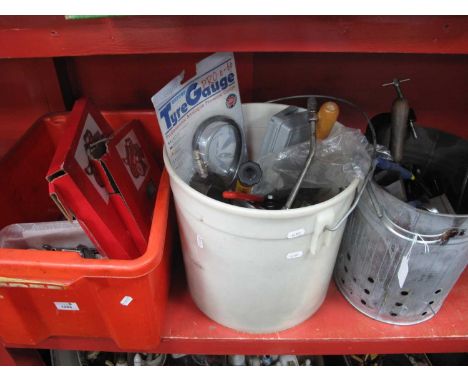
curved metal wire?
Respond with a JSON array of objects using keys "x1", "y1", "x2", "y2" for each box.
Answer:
[{"x1": 366, "y1": 182, "x2": 468, "y2": 245}]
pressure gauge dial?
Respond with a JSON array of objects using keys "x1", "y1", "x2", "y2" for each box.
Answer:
[{"x1": 192, "y1": 116, "x2": 243, "y2": 182}]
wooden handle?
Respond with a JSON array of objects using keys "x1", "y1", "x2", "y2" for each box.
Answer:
[{"x1": 316, "y1": 102, "x2": 339, "y2": 140}]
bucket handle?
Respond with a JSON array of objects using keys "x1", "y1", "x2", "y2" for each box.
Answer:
[
  {"x1": 365, "y1": 181, "x2": 467, "y2": 245},
  {"x1": 266, "y1": 95, "x2": 378, "y2": 232}
]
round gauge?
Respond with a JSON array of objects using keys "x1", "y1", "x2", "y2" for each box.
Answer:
[{"x1": 192, "y1": 116, "x2": 242, "y2": 181}]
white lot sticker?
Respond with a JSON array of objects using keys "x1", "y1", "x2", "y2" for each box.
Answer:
[
  {"x1": 287, "y1": 228, "x2": 305, "y2": 239},
  {"x1": 398, "y1": 255, "x2": 410, "y2": 288},
  {"x1": 120, "y1": 296, "x2": 133, "y2": 306},
  {"x1": 197, "y1": 234, "x2": 204, "y2": 249},
  {"x1": 54, "y1": 302, "x2": 79, "y2": 311},
  {"x1": 286, "y1": 251, "x2": 304, "y2": 260}
]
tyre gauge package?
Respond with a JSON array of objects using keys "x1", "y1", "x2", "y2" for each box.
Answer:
[{"x1": 151, "y1": 52, "x2": 246, "y2": 185}]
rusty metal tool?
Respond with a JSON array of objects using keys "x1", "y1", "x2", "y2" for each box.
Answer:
[{"x1": 382, "y1": 78, "x2": 418, "y2": 139}]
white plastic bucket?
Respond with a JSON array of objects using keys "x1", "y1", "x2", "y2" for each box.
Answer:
[{"x1": 164, "y1": 103, "x2": 360, "y2": 333}]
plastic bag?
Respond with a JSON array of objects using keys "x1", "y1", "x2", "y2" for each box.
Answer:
[
  {"x1": 0, "y1": 220, "x2": 95, "y2": 250},
  {"x1": 253, "y1": 122, "x2": 371, "y2": 195},
  {"x1": 374, "y1": 144, "x2": 393, "y2": 161}
]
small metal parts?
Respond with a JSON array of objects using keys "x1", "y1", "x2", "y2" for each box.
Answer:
[
  {"x1": 192, "y1": 149, "x2": 209, "y2": 179},
  {"x1": 382, "y1": 78, "x2": 411, "y2": 97},
  {"x1": 263, "y1": 194, "x2": 279, "y2": 210},
  {"x1": 42, "y1": 244, "x2": 99, "y2": 259},
  {"x1": 189, "y1": 172, "x2": 226, "y2": 201}
]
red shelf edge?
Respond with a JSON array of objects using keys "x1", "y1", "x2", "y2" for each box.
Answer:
[
  {"x1": 2, "y1": 270, "x2": 467, "y2": 357},
  {"x1": 0, "y1": 16, "x2": 467, "y2": 59}
]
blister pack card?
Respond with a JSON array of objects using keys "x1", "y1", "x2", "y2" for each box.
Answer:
[{"x1": 152, "y1": 52, "x2": 246, "y2": 184}]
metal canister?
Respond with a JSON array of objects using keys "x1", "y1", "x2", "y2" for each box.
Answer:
[{"x1": 334, "y1": 126, "x2": 468, "y2": 325}]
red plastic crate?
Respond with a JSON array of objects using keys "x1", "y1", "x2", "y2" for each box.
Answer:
[{"x1": 0, "y1": 111, "x2": 173, "y2": 351}]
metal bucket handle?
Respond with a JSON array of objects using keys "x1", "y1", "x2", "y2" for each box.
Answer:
[
  {"x1": 266, "y1": 95, "x2": 377, "y2": 231},
  {"x1": 366, "y1": 181, "x2": 467, "y2": 245}
]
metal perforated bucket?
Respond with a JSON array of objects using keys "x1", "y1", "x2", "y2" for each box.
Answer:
[{"x1": 334, "y1": 126, "x2": 468, "y2": 325}]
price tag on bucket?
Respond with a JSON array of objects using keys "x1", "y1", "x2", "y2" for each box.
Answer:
[
  {"x1": 286, "y1": 251, "x2": 304, "y2": 260},
  {"x1": 197, "y1": 234, "x2": 204, "y2": 249},
  {"x1": 397, "y1": 234, "x2": 430, "y2": 288},
  {"x1": 397, "y1": 254, "x2": 410, "y2": 288},
  {"x1": 287, "y1": 228, "x2": 305, "y2": 239}
]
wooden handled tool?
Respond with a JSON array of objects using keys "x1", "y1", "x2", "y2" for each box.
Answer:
[{"x1": 316, "y1": 101, "x2": 339, "y2": 140}]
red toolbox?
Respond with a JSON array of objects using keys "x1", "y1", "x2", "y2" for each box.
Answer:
[{"x1": 0, "y1": 111, "x2": 173, "y2": 351}]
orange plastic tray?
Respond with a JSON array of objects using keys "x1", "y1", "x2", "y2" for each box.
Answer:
[{"x1": 0, "y1": 111, "x2": 173, "y2": 351}]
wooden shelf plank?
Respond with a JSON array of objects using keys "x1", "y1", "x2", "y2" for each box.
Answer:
[{"x1": 1, "y1": 16, "x2": 467, "y2": 59}]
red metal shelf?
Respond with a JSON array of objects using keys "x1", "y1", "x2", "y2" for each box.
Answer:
[
  {"x1": 0, "y1": 16, "x2": 467, "y2": 364},
  {"x1": 3, "y1": 265, "x2": 467, "y2": 357},
  {"x1": 140, "y1": 267, "x2": 468, "y2": 355},
  {"x1": 1, "y1": 16, "x2": 468, "y2": 59}
]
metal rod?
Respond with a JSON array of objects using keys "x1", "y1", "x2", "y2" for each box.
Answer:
[
  {"x1": 408, "y1": 119, "x2": 418, "y2": 140},
  {"x1": 456, "y1": 167, "x2": 468, "y2": 213},
  {"x1": 283, "y1": 97, "x2": 318, "y2": 210}
]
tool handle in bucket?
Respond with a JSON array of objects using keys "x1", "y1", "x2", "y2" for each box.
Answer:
[
  {"x1": 366, "y1": 181, "x2": 467, "y2": 245},
  {"x1": 266, "y1": 94, "x2": 378, "y2": 232}
]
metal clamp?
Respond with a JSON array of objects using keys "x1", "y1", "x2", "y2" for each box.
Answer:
[
  {"x1": 382, "y1": 78, "x2": 418, "y2": 139},
  {"x1": 266, "y1": 94, "x2": 378, "y2": 231}
]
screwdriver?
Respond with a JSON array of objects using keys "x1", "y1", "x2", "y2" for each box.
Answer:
[{"x1": 376, "y1": 157, "x2": 415, "y2": 180}]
